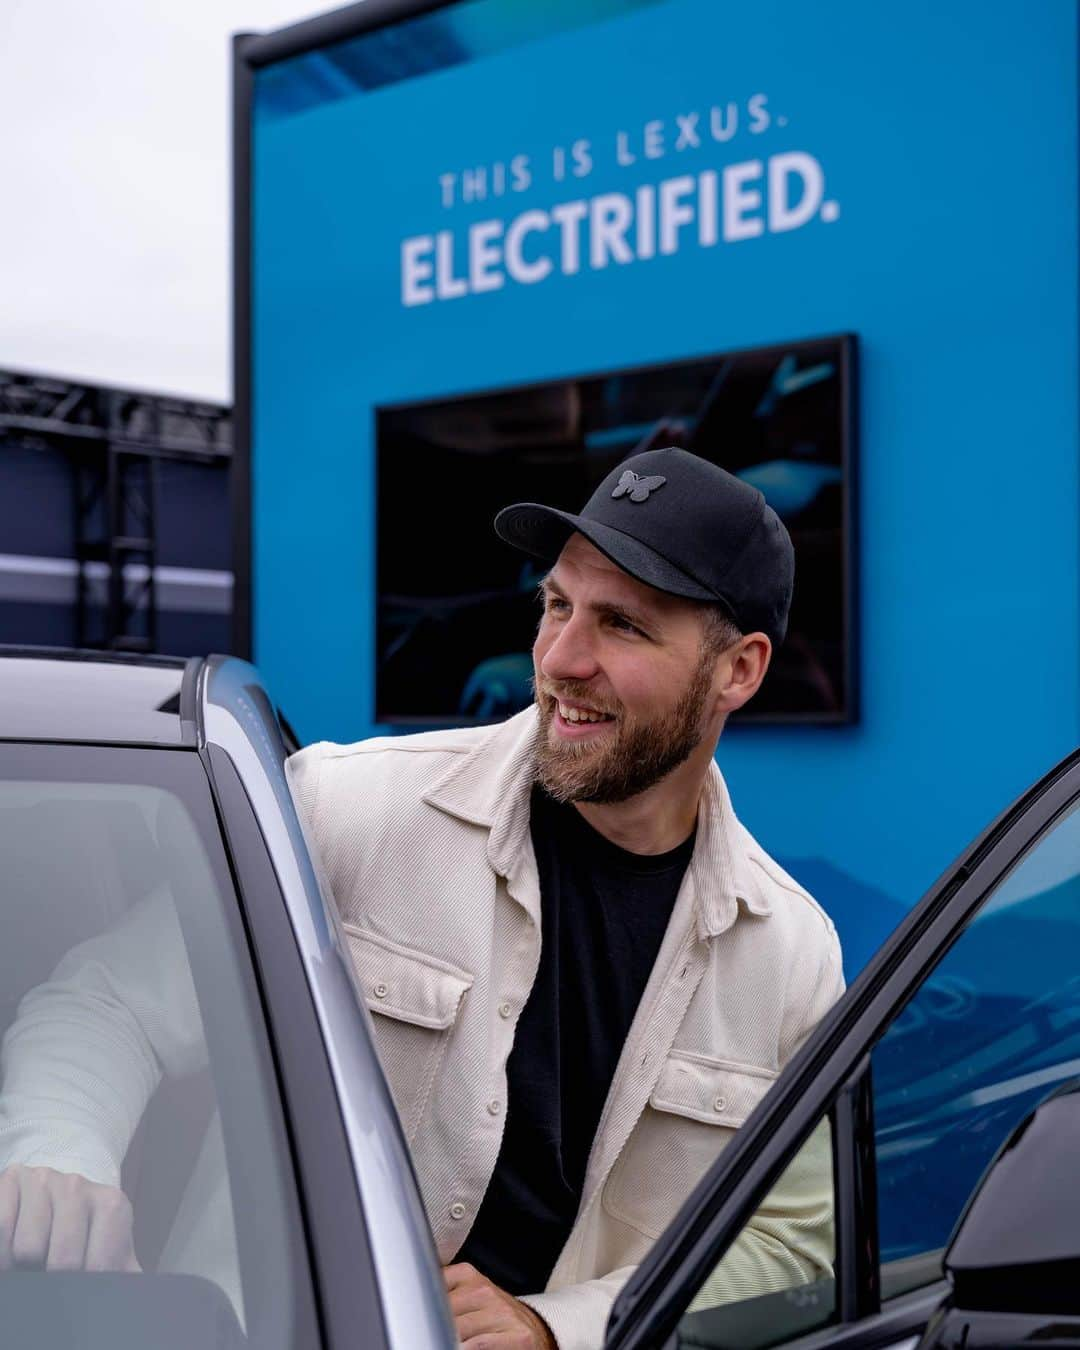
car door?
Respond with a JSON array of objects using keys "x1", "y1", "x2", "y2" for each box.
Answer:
[{"x1": 604, "y1": 746, "x2": 1080, "y2": 1350}]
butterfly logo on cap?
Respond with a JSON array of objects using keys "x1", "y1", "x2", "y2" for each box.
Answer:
[{"x1": 611, "y1": 470, "x2": 667, "y2": 503}]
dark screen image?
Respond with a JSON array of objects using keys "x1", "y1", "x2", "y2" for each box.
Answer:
[{"x1": 376, "y1": 335, "x2": 855, "y2": 725}]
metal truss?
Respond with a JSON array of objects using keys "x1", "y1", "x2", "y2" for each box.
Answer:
[{"x1": 0, "y1": 369, "x2": 232, "y2": 652}]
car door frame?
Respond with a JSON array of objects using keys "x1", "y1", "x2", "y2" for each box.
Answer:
[
  {"x1": 605, "y1": 746, "x2": 1080, "y2": 1350},
  {"x1": 196, "y1": 655, "x2": 457, "y2": 1350}
]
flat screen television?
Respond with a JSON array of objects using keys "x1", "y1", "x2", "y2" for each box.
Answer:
[{"x1": 376, "y1": 334, "x2": 857, "y2": 726}]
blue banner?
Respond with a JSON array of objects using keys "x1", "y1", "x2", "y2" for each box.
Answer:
[{"x1": 251, "y1": 0, "x2": 1078, "y2": 971}]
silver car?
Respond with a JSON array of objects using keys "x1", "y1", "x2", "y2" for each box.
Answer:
[{"x1": 1, "y1": 646, "x2": 1078, "y2": 1350}]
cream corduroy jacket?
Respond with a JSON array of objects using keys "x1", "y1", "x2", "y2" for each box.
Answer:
[{"x1": 286, "y1": 708, "x2": 843, "y2": 1350}]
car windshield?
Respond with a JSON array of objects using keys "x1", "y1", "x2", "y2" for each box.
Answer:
[{"x1": 0, "y1": 743, "x2": 315, "y2": 1349}]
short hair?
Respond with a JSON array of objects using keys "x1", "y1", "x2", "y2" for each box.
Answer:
[{"x1": 699, "y1": 604, "x2": 744, "y2": 655}]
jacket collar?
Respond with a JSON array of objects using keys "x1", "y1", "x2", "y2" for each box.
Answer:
[
  {"x1": 688, "y1": 761, "x2": 772, "y2": 938},
  {"x1": 421, "y1": 706, "x2": 771, "y2": 937},
  {"x1": 422, "y1": 707, "x2": 540, "y2": 881}
]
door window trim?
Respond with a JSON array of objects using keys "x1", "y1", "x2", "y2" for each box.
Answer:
[
  {"x1": 199, "y1": 655, "x2": 456, "y2": 1350},
  {"x1": 832, "y1": 1058, "x2": 879, "y2": 1322}
]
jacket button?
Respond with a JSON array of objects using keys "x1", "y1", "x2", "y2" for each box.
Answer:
[
  {"x1": 498, "y1": 1002, "x2": 512, "y2": 1019},
  {"x1": 450, "y1": 1202, "x2": 466, "y2": 1220},
  {"x1": 713, "y1": 1096, "x2": 727, "y2": 1112},
  {"x1": 487, "y1": 1099, "x2": 502, "y2": 1116},
  {"x1": 373, "y1": 982, "x2": 388, "y2": 999}
]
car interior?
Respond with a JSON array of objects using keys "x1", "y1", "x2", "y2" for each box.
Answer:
[{"x1": 0, "y1": 784, "x2": 219, "y2": 1272}]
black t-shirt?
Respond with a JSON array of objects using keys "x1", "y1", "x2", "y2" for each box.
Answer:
[{"x1": 458, "y1": 786, "x2": 694, "y2": 1295}]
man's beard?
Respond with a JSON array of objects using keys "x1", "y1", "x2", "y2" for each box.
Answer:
[{"x1": 533, "y1": 653, "x2": 715, "y2": 805}]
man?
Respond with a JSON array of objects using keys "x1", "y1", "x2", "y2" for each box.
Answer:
[
  {"x1": 0, "y1": 446, "x2": 840, "y2": 1346},
  {"x1": 288, "y1": 446, "x2": 843, "y2": 1348}
]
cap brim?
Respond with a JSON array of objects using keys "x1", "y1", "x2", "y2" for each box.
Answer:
[{"x1": 494, "y1": 503, "x2": 717, "y2": 603}]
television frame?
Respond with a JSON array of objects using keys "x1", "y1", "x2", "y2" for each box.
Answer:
[{"x1": 374, "y1": 332, "x2": 860, "y2": 728}]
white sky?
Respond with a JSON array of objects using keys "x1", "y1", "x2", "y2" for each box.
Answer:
[{"x1": 0, "y1": 0, "x2": 331, "y2": 405}]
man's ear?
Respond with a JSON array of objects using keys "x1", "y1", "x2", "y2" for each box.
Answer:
[{"x1": 713, "y1": 633, "x2": 772, "y2": 714}]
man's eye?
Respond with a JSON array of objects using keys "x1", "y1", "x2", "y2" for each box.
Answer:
[
  {"x1": 545, "y1": 597, "x2": 569, "y2": 614},
  {"x1": 609, "y1": 615, "x2": 643, "y2": 636}
]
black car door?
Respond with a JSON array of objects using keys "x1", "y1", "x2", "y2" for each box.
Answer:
[{"x1": 604, "y1": 747, "x2": 1080, "y2": 1350}]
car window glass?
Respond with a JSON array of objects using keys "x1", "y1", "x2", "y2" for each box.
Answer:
[
  {"x1": 672, "y1": 1117, "x2": 837, "y2": 1348},
  {"x1": 0, "y1": 752, "x2": 314, "y2": 1348},
  {"x1": 873, "y1": 798, "x2": 1080, "y2": 1297}
]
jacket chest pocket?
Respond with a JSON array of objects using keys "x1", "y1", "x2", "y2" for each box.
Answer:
[
  {"x1": 603, "y1": 1051, "x2": 777, "y2": 1240},
  {"x1": 342, "y1": 923, "x2": 473, "y2": 1142}
]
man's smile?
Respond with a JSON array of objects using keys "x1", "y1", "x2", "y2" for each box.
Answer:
[
  {"x1": 556, "y1": 699, "x2": 615, "y2": 725},
  {"x1": 545, "y1": 694, "x2": 618, "y2": 738}
]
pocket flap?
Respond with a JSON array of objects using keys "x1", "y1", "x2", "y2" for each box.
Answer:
[
  {"x1": 342, "y1": 924, "x2": 474, "y2": 1029},
  {"x1": 650, "y1": 1050, "x2": 777, "y2": 1127}
]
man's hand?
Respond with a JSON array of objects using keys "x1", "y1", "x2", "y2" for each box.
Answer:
[
  {"x1": 0, "y1": 1165, "x2": 140, "y2": 1273},
  {"x1": 444, "y1": 1262, "x2": 557, "y2": 1349}
]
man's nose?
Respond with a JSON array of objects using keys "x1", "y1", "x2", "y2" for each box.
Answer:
[{"x1": 538, "y1": 616, "x2": 600, "y2": 684}]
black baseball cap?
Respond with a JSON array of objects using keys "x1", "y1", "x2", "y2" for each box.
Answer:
[{"x1": 494, "y1": 446, "x2": 795, "y2": 646}]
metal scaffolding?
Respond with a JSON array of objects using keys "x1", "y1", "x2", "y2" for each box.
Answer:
[{"x1": 0, "y1": 370, "x2": 232, "y2": 652}]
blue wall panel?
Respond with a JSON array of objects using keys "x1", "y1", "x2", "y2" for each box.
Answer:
[{"x1": 251, "y1": 0, "x2": 1078, "y2": 966}]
